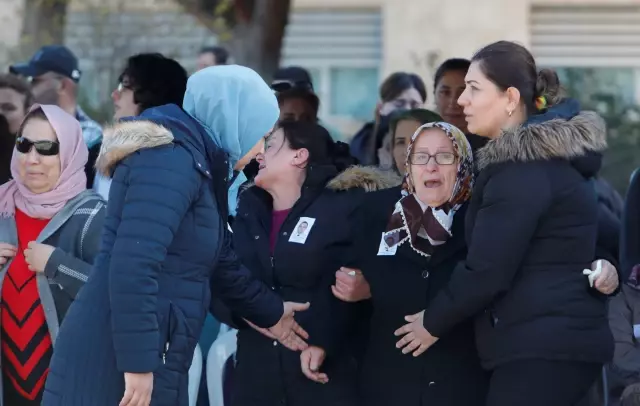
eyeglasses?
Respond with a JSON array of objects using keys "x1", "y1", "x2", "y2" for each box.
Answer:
[
  {"x1": 271, "y1": 80, "x2": 313, "y2": 93},
  {"x1": 16, "y1": 137, "x2": 60, "y2": 156},
  {"x1": 116, "y1": 82, "x2": 132, "y2": 93},
  {"x1": 409, "y1": 152, "x2": 456, "y2": 166}
]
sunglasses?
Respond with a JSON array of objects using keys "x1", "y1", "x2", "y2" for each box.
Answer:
[
  {"x1": 271, "y1": 80, "x2": 313, "y2": 93},
  {"x1": 16, "y1": 137, "x2": 60, "y2": 156}
]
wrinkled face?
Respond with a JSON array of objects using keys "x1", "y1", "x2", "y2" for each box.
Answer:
[
  {"x1": 0, "y1": 88, "x2": 27, "y2": 134},
  {"x1": 379, "y1": 87, "x2": 424, "y2": 116},
  {"x1": 30, "y1": 72, "x2": 62, "y2": 106},
  {"x1": 392, "y1": 118, "x2": 422, "y2": 175},
  {"x1": 279, "y1": 97, "x2": 316, "y2": 123},
  {"x1": 409, "y1": 128, "x2": 458, "y2": 207},
  {"x1": 435, "y1": 70, "x2": 467, "y2": 133},
  {"x1": 254, "y1": 128, "x2": 305, "y2": 189},
  {"x1": 17, "y1": 117, "x2": 61, "y2": 194},
  {"x1": 112, "y1": 77, "x2": 140, "y2": 120},
  {"x1": 457, "y1": 62, "x2": 511, "y2": 138}
]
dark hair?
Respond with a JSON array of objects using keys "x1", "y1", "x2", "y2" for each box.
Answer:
[
  {"x1": 389, "y1": 108, "x2": 443, "y2": 143},
  {"x1": 380, "y1": 72, "x2": 427, "y2": 103},
  {"x1": 0, "y1": 74, "x2": 34, "y2": 109},
  {"x1": 276, "y1": 88, "x2": 320, "y2": 118},
  {"x1": 277, "y1": 120, "x2": 356, "y2": 173},
  {"x1": 471, "y1": 41, "x2": 562, "y2": 116},
  {"x1": 200, "y1": 46, "x2": 229, "y2": 65},
  {"x1": 17, "y1": 107, "x2": 48, "y2": 138},
  {"x1": 119, "y1": 53, "x2": 188, "y2": 113},
  {"x1": 433, "y1": 58, "x2": 471, "y2": 91}
]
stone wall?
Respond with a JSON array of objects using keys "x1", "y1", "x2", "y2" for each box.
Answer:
[{"x1": 64, "y1": 8, "x2": 217, "y2": 109}]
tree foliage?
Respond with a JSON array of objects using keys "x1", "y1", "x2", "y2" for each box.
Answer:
[{"x1": 561, "y1": 69, "x2": 640, "y2": 195}]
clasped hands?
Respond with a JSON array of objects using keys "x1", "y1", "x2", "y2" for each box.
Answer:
[{"x1": 300, "y1": 259, "x2": 619, "y2": 384}]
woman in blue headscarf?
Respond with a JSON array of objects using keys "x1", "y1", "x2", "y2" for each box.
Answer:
[{"x1": 42, "y1": 65, "x2": 310, "y2": 406}]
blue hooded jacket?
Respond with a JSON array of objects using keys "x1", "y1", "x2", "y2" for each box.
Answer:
[{"x1": 42, "y1": 101, "x2": 283, "y2": 406}]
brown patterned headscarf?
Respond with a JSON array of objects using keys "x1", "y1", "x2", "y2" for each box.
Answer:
[{"x1": 383, "y1": 122, "x2": 474, "y2": 257}]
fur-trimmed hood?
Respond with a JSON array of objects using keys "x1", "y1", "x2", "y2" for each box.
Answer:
[
  {"x1": 327, "y1": 165, "x2": 401, "y2": 192},
  {"x1": 476, "y1": 110, "x2": 607, "y2": 171},
  {"x1": 96, "y1": 120, "x2": 174, "y2": 176}
]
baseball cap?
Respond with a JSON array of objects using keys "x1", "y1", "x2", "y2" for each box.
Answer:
[
  {"x1": 10, "y1": 45, "x2": 81, "y2": 82},
  {"x1": 271, "y1": 66, "x2": 314, "y2": 93}
]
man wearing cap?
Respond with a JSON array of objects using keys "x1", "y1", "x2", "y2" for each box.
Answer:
[
  {"x1": 271, "y1": 66, "x2": 342, "y2": 140},
  {"x1": 10, "y1": 45, "x2": 102, "y2": 151}
]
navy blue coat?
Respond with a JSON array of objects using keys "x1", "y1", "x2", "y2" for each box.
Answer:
[{"x1": 42, "y1": 105, "x2": 283, "y2": 406}]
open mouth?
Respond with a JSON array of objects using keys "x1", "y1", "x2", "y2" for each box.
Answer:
[{"x1": 424, "y1": 180, "x2": 442, "y2": 188}]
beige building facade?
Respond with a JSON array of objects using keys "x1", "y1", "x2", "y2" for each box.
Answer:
[
  {"x1": 284, "y1": 0, "x2": 640, "y2": 135},
  {"x1": 1, "y1": 0, "x2": 639, "y2": 134}
]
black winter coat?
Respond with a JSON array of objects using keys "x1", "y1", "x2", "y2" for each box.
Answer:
[
  {"x1": 423, "y1": 102, "x2": 614, "y2": 369},
  {"x1": 213, "y1": 166, "x2": 399, "y2": 406},
  {"x1": 355, "y1": 186, "x2": 489, "y2": 406}
]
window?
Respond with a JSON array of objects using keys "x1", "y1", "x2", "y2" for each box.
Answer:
[
  {"x1": 553, "y1": 67, "x2": 635, "y2": 106},
  {"x1": 281, "y1": 8, "x2": 382, "y2": 131},
  {"x1": 329, "y1": 67, "x2": 378, "y2": 120}
]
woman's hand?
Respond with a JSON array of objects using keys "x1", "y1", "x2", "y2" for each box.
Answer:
[
  {"x1": 244, "y1": 318, "x2": 278, "y2": 340},
  {"x1": 394, "y1": 310, "x2": 439, "y2": 357},
  {"x1": 584, "y1": 259, "x2": 618, "y2": 295},
  {"x1": 245, "y1": 302, "x2": 310, "y2": 352},
  {"x1": 23, "y1": 242, "x2": 55, "y2": 273},
  {"x1": 268, "y1": 301, "x2": 310, "y2": 351},
  {"x1": 331, "y1": 267, "x2": 371, "y2": 302},
  {"x1": 120, "y1": 372, "x2": 153, "y2": 406},
  {"x1": 300, "y1": 346, "x2": 328, "y2": 384},
  {"x1": 0, "y1": 243, "x2": 17, "y2": 266}
]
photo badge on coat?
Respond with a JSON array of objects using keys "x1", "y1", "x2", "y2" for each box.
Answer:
[
  {"x1": 377, "y1": 232, "x2": 398, "y2": 256},
  {"x1": 289, "y1": 217, "x2": 316, "y2": 244}
]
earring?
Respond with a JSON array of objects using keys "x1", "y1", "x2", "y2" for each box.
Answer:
[{"x1": 507, "y1": 109, "x2": 513, "y2": 117}]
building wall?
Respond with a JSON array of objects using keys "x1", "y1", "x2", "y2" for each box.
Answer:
[{"x1": 64, "y1": 7, "x2": 215, "y2": 108}]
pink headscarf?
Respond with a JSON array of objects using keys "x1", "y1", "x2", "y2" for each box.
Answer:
[{"x1": 0, "y1": 104, "x2": 88, "y2": 219}]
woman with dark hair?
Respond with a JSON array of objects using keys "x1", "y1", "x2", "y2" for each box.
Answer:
[
  {"x1": 389, "y1": 109, "x2": 442, "y2": 174},
  {"x1": 214, "y1": 120, "x2": 396, "y2": 406},
  {"x1": 433, "y1": 58, "x2": 487, "y2": 153},
  {"x1": 394, "y1": 40, "x2": 617, "y2": 406},
  {"x1": 93, "y1": 53, "x2": 190, "y2": 200},
  {"x1": 0, "y1": 74, "x2": 34, "y2": 184},
  {"x1": 350, "y1": 72, "x2": 427, "y2": 166}
]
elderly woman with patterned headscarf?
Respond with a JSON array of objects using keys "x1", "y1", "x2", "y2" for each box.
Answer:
[{"x1": 304, "y1": 122, "x2": 489, "y2": 405}]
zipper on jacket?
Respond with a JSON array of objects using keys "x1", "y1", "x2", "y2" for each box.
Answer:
[
  {"x1": 162, "y1": 342, "x2": 169, "y2": 365},
  {"x1": 162, "y1": 305, "x2": 173, "y2": 364}
]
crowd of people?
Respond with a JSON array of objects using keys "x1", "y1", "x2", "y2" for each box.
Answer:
[{"x1": 0, "y1": 38, "x2": 637, "y2": 406}]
